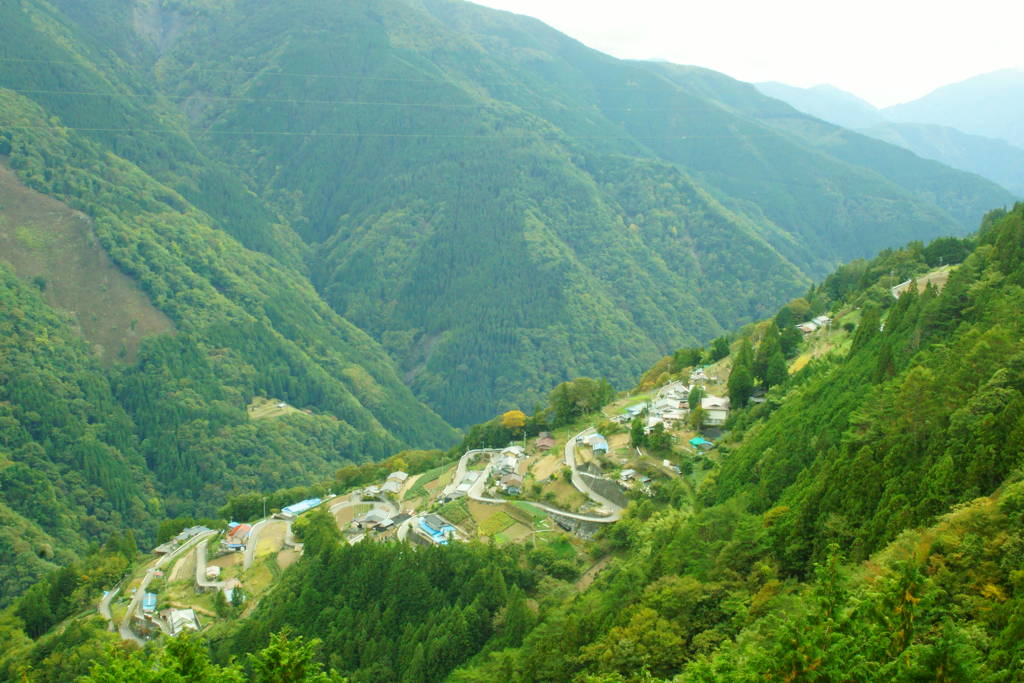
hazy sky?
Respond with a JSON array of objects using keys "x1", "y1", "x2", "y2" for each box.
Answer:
[{"x1": 471, "y1": 0, "x2": 1024, "y2": 107}]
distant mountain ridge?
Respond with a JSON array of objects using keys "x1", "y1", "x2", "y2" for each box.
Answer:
[
  {"x1": 755, "y1": 73, "x2": 1024, "y2": 196},
  {"x1": 884, "y1": 68, "x2": 1024, "y2": 149}
]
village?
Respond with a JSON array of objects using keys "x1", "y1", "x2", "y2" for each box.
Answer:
[{"x1": 102, "y1": 312, "x2": 842, "y2": 643}]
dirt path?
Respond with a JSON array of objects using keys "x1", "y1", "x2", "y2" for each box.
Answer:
[{"x1": 575, "y1": 555, "x2": 613, "y2": 591}]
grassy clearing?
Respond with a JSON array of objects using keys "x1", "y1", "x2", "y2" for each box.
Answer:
[
  {"x1": 256, "y1": 520, "x2": 287, "y2": 557},
  {"x1": 405, "y1": 463, "x2": 453, "y2": 500},
  {"x1": 242, "y1": 561, "x2": 275, "y2": 597},
  {"x1": 537, "y1": 478, "x2": 588, "y2": 512},
  {"x1": 509, "y1": 501, "x2": 549, "y2": 526},
  {"x1": 168, "y1": 548, "x2": 196, "y2": 583},
  {"x1": 437, "y1": 498, "x2": 471, "y2": 525},
  {"x1": 541, "y1": 535, "x2": 578, "y2": 561},
  {"x1": 276, "y1": 548, "x2": 301, "y2": 571},
  {"x1": 334, "y1": 503, "x2": 370, "y2": 527},
  {"x1": 478, "y1": 511, "x2": 516, "y2": 537},
  {"x1": 530, "y1": 453, "x2": 563, "y2": 480},
  {"x1": 0, "y1": 160, "x2": 174, "y2": 363},
  {"x1": 247, "y1": 397, "x2": 303, "y2": 420}
]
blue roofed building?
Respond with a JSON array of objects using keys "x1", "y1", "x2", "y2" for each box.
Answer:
[
  {"x1": 142, "y1": 592, "x2": 158, "y2": 614},
  {"x1": 419, "y1": 514, "x2": 456, "y2": 545},
  {"x1": 280, "y1": 498, "x2": 322, "y2": 518}
]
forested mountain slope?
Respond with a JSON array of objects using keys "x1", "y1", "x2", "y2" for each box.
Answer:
[
  {"x1": 1, "y1": 0, "x2": 1012, "y2": 425},
  {"x1": 443, "y1": 205, "x2": 1024, "y2": 681},
  {"x1": 45, "y1": 205, "x2": 1024, "y2": 683},
  {"x1": 0, "y1": 87, "x2": 454, "y2": 602}
]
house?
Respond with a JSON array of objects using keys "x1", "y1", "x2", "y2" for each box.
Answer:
[
  {"x1": 536, "y1": 432, "x2": 556, "y2": 451},
  {"x1": 653, "y1": 397, "x2": 680, "y2": 412},
  {"x1": 797, "y1": 322, "x2": 818, "y2": 334},
  {"x1": 500, "y1": 473, "x2": 524, "y2": 495},
  {"x1": 456, "y1": 470, "x2": 481, "y2": 496},
  {"x1": 690, "y1": 367, "x2": 710, "y2": 383},
  {"x1": 584, "y1": 433, "x2": 609, "y2": 455},
  {"x1": 381, "y1": 479, "x2": 402, "y2": 495},
  {"x1": 813, "y1": 315, "x2": 831, "y2": 327},
  {"x1": 701, "y1": 396, "x2": 730, "y2": 426},
  {"x1": 358, "y1": 508, "x2": 391, "y2": 529},
  {"x1": 174, "y1": 526, "x2": 211, "y2": 543},
  {"x1": 661, "y1": 408, "x2": 687, "y2": 424},
  {"x1": 419, "y1": 515, "x2": 456, "y2": 545},
  {"x1": 626, "y1": 402, "x2": 648, "y2": 417},
  {"x1": 619, "y1": 468, "x2": 637, "y2": 481},
  {"x1": 387, "y1": 471, "x2": 409, "y2": 485},
  {"x1": 390, "y1": 513, "x2": 411, "y2": 527},
  {"x1": 363, "y1": 485, "x2": 382, "y2": 497},
  {"x1": 160, "y1": 608, "x2": 200, "y2": 636},
  {"x1": 502, "y1": 445, "x2": 525, "y2": 458},
  {"x1": 224, "y1": 523, "x2": 252, "y2": 551},
  {"x1": 496, "y1": 455, "x2": 519, "y2": 475}
]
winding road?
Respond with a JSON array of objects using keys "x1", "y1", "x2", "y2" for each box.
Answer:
[
  {"x1": 447, "y1": 433, "x2": 624, "y2": 524},
  {"x1": 117, "y1": 530, "x2": 215, "y2": 643}
]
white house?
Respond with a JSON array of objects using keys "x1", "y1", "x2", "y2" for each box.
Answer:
[{"x1": 701, "y1": 395, "x2": 731, "y2": 426}]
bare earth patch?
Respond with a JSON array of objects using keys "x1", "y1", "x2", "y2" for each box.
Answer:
[{"x1": 0, "y1": 158, "x2": 174, "y2": 363}]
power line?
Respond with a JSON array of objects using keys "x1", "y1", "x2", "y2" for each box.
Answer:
[
  {"x1": 0, "y1": 55, "x2": 704, "y2": 93},
  {"x1": 2, "y1": 122, "x2": 782, "y2": 141},
  {"x1": 0, "y1": 86, "x2": 735, "y2": 115}
]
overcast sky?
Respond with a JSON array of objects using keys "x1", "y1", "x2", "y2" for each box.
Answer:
[{"x1": 471, "y1": 0, "x2": 1024, "y2": 107}]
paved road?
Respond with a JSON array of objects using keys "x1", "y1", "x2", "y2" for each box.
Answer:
[
  {"x1": 243, "y1": 518, "x2": 273, "y2": 570},
  {"x1": 118, "y1": 531, "x2": 214, "y2": 643},
  {"x1": 330, "y1": 495, "x2": 398, "y2": 518},
  {"x1": 195, "y1": 537, "x2": 227, "y2": 590},
  {"x1": 441, "y1": 449, "x2": 499, "y2": 497},
  {"x1": 98, "y1": 584, "x2": 120, "y2": 631},
  {"x1": 563, "y1": 428, "x2": 625, "y2": 517},
  {"x1": 465, "y1": 444, "x2": 622, "y2": 523}
]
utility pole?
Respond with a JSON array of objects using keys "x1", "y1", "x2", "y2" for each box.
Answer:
[{"x1": 262, "y1": 496, "x2": 266, "y2": 519}]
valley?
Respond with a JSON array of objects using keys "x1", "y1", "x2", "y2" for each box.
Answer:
[{"x1": 0, "y1": 1, "x2": 1022, "y2": 680}]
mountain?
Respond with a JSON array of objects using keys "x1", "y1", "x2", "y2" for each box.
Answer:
[
  {"x1": 755, "y1": 81, "x2": 886, "y2": 129},
  {"x1": 863, "y1": 121, "x2": 1024, "y2": 196},
  {"x1": 21, "y1": 205, "x2": 1024, "y2": 682},
  {"x1": 884, "y1": 68, "x2": 1024, "y2": 149},
  {"x1": 756, "y1": 77, "x2": 1024, "y2": 196},
  {"x1": 26, "y1": 0, "x2": 1007, "y2": 426},
  {"x1": 0, "y1": 0, "x2": 1013, "y2": 558}
]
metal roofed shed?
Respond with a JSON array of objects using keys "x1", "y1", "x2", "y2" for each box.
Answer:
[
  {"x1": 282, "y1": 498, "x2": 322, "y2": 516},
  {"x1": 142, "y1": 592, "x2": 158, "y2": 614},
  {"x1": 584, "y1": 434, "x2": 609, "y2": 454}
]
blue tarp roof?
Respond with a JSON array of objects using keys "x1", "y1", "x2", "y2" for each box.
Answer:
[
  {"x1": 142, "y1": 592, "x2": 157, "y2": 612},
  {"x1": 282, "y1": 498, "x2": 322, "y2": 515},
  {"x1": 690, "y1": 437, "x2": 713, "y2": 447}
]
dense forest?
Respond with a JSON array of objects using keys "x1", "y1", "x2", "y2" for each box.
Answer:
[
  {"x1": 6, "y1": 206, "x2": 1017, "y2": 681},
  {"x1": 1, "y1": 1, "x2": 1023, "y2": 678},
  {"x1": 1, "y1": 0, "x2": 1015, "y2": 425}
]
